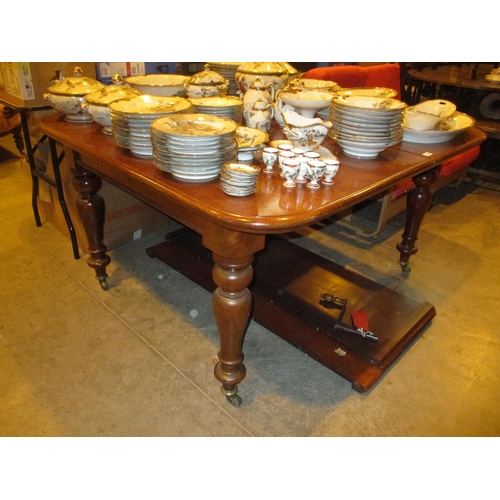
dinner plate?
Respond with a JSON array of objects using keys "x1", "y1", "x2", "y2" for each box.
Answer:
[
  {"x1": 151, "y1": 113, "x2": 238, "y2": 137},
  {"x1": 110, "y1": 95, "x2": 193, "y2": 115},
  {"x1": 235, "y1": 127, "x2": 269, "y2": 149}
]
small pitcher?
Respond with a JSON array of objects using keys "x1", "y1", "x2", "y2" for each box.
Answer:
[{"x1": 244, "y1": 99, "x2": 274, "y2": 132}]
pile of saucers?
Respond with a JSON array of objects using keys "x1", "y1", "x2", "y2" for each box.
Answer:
[
  {"x1": 109, "y1": 95, "x2": 193, "y2": 157},
  {"x1": 329, "y1": 95, "x2": 406, "y2": 159},
  {"x1": 150, "y1": 113, "x2": 239, "y2": 183},
  {"x1": 220, "y1": 162, "x2": 260, "y2": 196},
  {"x1": 188, "y1": 96, "x2": 243, "y2": 124}
]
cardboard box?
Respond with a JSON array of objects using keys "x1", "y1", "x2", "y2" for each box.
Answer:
[
  {"x1": 31, "y1": 141, "x2": 170, "y2": 252},
  {"x1": 0, "y1": 62, "x2": 97, "y2": 109},
  {"x1": 95, "y1": 62, "x2": 177, "y2": 84}
]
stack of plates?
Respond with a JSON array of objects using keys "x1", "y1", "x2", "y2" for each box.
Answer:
[
  {"x1": 150, "y1": 113, "x2": 239, "y2": 183},
  {"x1": 188, "y1": 96, "x2": 243, "y2": 124},
  {"x1": 329, "y1": 95, "x2": 406, "y2": 159},
  {"x1": 206, "y1": 62, "x2": 243, "y2": 95},
  {"x1": 109, "y1": 95, "x2": 193, "y2": 157},
  {"x1": 220, "y1": 162, "x2": 261, "y2": 196}
]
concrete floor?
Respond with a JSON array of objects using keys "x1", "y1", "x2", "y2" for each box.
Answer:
[{"x1": 1, "y1": 129, "x2": 500, "y2": 438}]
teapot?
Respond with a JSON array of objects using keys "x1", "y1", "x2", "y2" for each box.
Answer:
[
  {"x1": 243, "y1": 99, "x2": 274, "y2": 132},
  {"x1": 241, "y1": 77, "x2": 275, "y2": 108}
]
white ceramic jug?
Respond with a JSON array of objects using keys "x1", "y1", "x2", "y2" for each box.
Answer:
[{"x1": 244, "y1": 99, "x2": 274, "y2": 132}]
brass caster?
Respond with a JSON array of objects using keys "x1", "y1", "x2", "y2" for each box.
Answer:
[
  {"x1": 399, "y1": 261, "x2": 411, "y2": 275},
  {"x1": 98, "y1": 279, "x2": 109, "y2": 291},
  {"x1": 221, "y1": 387, "x2": 242, "y2": 407}
]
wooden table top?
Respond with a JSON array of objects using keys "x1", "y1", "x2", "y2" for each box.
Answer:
[
  {"x1": 37, "y1": 113, "x2": 487, "y2": 235},
  {"x1": 408, "y1": 64, "x2": 500, "y2": 91}
]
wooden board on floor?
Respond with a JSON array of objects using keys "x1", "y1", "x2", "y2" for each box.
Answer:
[{"x1": 146, "y1": 228, "x2": 436, "y2": 393}]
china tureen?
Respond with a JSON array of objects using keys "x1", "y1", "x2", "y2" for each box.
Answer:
[
  {"x1": 44, "y1": 67, "x2": 105, "y2": 122},
  {"x1": 82, "y1": 74, "x2": 143, "y2": 134},
  {"x1": 184, "y1": 64, "x2": 229, "y2": 98},
  {"x1": 235, "y1": 62, "x2": 296, "y2": 96}
]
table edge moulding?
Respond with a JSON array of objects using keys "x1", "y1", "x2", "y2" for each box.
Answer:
[{"x1": 36, "y1": 113, "x2": 487, "y2": 406}]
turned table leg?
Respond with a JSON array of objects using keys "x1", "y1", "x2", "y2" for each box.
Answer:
[
  {"x1": 70, "y1": 150, "x2": 111, "y2": 290},
  {"x1": 211, "y1": 253, "x2": 254, "y2": 407},
  {"x1": 397, "y1": 167, "x2": 439, "y2": 274}
]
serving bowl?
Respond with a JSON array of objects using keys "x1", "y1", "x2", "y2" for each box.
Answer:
[
  {"x1": 403, "y1": 111, "x2": 475, "y2": 143},
  {"x1": 404, "y1": 99, "x2": 456, "y2": 131},
  {"x1": 278, "y1": 90, "x2": 333, "y2": 118},
  {"x1": 332, "y1": 87, "x2": 398, "y2": 98},
  {"x1": 124, "y1": 74, "x2": 189, "y2": 97},
  {"x1": 44, "y1": 66, "x2": 105, "y2": 122},
  {"x1": 82, "y1": 75, "x2": 143, "y2": 134},
  {"x1": 413, "y1": 99, "x2": 456, "y2": 117},
  {"x1": 282, "y1": 111, "x2": 332, "y2": 148},
  {"x1": 287, "y1": 77, "x2": 339, "y2": 92}
]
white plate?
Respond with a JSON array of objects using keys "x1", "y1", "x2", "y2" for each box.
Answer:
[
  {"x1": 151, "y1": 113, "x2": 238, "y2": 137},
  {"x1": 110, "y1": 95, "x2": 192, "y2": 115}
]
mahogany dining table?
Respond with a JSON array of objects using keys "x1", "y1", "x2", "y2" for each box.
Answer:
[{"x1": 37, "y1": 113, "x2": 487, "y2": 406}]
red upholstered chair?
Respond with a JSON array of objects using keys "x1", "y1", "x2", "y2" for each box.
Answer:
[
  {"x1": 303, "y1": 65, "x2": 368, "y2": 88},
  {"x1": 364, "y1": 63, "x2": 401, "y2": 99}
]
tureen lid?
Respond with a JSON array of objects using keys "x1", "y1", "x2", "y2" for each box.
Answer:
[
  {"x1": 236, "y1": 62, "x2": 290, "y2": 75},
  {"x1": 84, "y1": 75, "x2": 143, "y2": 105},
  {"x1": 187, "y1": 64, "x2": 227, "y2": 86},
  {"x1": 47, "y1": 66, "x2": 105, "y2": 96}
]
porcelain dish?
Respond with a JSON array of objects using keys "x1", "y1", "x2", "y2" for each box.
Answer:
[
  {"x1": 207, "y1": 62, "x2": 244, "y2": 95},
  {"x1": 287, "y1": 78, "x2": 340, "y2": 91},
  {"x1": 109, "y1": 95, "x2": 193, "y2": 157},
  {"x1": 403, "y1": 111, "x2": 475, "y2": 143},
  {"x1": 282, "y1": 111, "x2": 332, "y2": 149},
  {"x1": 150, "y1": 113, "x2": 239, "y2": 182},
  {"x1": 235, "y1": 62, "x2": 294, "y2": 95},
  {"x1": 412, "y1": 99, "x2": 456, "y2": 117},
  {"x1": 124, "y1": 74, "x2": 189, "y2": 97},
  {"x1": 44, "y1": 67, "x2": 105, "y2": 122},
  {"x1": 184, "y1": 64, "x2": 229, "y2": 98},
  {"x1": 188, "y1": 96, "x2": 243, "y2": 124},
  {"x1": 220, "y1": 162, "x2": 261, "y2": 196},
  {"x1": 83, "y1": 75, "x2": 143, "y2": 134},
  {"x1": 332, "y1": 87, "x2": 398, "y2": 98},
  {"x1": 278, "y1": 90, "x2": 333, "y2": 118},
  {"x1": 235, "y1": 127, "x2": 269, "y2": 149},
  {"x1": 329, "y1": 95, "x2": 405, "y2": 159}
]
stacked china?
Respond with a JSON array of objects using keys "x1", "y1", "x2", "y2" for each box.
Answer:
[
  {"x1": 329, "y1": 95, "x2": 406, "y2": 159},
  {"x1": 109, "y1": 95, "x2": 193, "y2": 157},
  {"x1": 220, "y1": 162, "x2": 261, "y2": 196},
  {"x1": 206, "y1": 62, "x2": 243, "y2": 96},
  {"x1": 188, "y1": 96, "x2": 243, "y2": 124},
  {"x1": 150, "y1": 113, "x2": 239, "y2": 183}
]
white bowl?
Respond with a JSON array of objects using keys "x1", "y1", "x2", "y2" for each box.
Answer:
[
  {"x1": 413, "y1": 99, "x2": 456, "y2": 118},
  {"x1": 125, "y1": 74, "x2": 189, "y2": 97},
  {"x1": 404, "y1": 108, "x2": 443, "y2": 131},
  {"x1": 333, "y1": 87, "x2": 398, "y2": 99},
  {"x1": 278, "y1": 90, "x2": 333, "y2": 118},
  {"x1": 287, "y1": 78, "x2": 339, "y2": 91}
]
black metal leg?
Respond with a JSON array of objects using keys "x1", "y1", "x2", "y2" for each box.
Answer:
[
  {"x1": 48, "y1": 138, "x2": 80, "y2": 260},
  {"x1": 19, "y1": 110, "x2": 43, "y2": 227}
]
